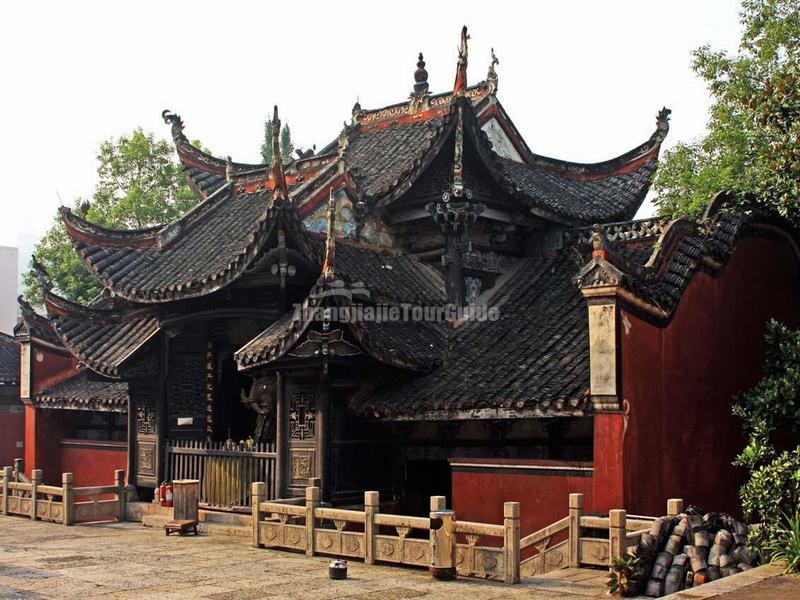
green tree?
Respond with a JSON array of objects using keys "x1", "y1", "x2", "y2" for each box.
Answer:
[
  {"x1": 260, "y1": 118, "x2": 294, "y2": 164},
  {"x1": 654, "y1": 0, "x2": 800, "y2": 223},
  {"x1": 24, "y1": 129, "x2": 202, "y2": 305},
  {"x1": 733, "y1": 320, "x2": 800, "y2": 556}
]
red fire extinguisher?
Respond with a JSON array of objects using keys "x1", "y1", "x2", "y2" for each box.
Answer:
[{"x1": 163, "y1": 482, "x2": 174, "y2": 508}]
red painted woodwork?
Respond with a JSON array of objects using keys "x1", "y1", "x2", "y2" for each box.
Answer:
[
  {"x1": 592, "y1": 413, "x2": 624, "y2": 513},
  {"x1": 0, "y1": 412, "x2": 24, "y2": 467},
  {"x1": 24, "y1": 405, "x2": 76, "y2": 484},
  {"x1": 61, "y1": 441, "x2": 127, "y2": 489},
  {"x1": 620, "y1": 236, "x2": 800, "y2": 517},
  {"x1": 31, "y1": 348, "x2": 78, "y2": 394},
  {"x1": 450, "y1": 458, "x2": 594, "y2": 537}
]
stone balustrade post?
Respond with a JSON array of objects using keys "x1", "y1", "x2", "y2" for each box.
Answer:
[
  {"x1": 30, "y1": 469, "x2": 42, "y2": 521},
  {"x1": 305, "y1": 486, "x2": 319, "y2": 557},
  {"x1": 1, "y1": 466, "x2": 11, "y2": 515},
  {"x1": 62, "y1": 472, "x2": 74, "y2": 526},
  {"x1": 504, "y1": 502, "x2": 521, "y2": 584},
  {"x1": 252, "y1": 482, "x2": 265, "y2": 548},
  {"x1": 667, "y1": 498, "x2": 684, "y2": 517},
  {"x1": 569, "y1": 493, "x2": 584, "y2": 568},
  {"x1": 364, "y1": 491, "x2": 379, "y2": 565},
  {"x1": 13, "y1": 458, "x2": 23, "y2": 481},
  {"x1": 114, "y1": 470, "x2": 126, "y2": 521},
  {"x1": 609, "y1": 509, "x2": 627, "y2": 562}
]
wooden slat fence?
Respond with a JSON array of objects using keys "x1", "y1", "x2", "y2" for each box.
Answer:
[
  {"x1": 165, "y1": 440, "x2": 276, "y2": 510},
  {"x1": 0, "y1": 464, "x2": 125, "y2": 525},
  {"x1": 250, "y1": 484, "x2": 684, "y2": 585}
]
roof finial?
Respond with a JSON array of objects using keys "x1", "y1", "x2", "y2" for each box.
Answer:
[
  {"x1": 653, "y1": 107, "x2": 672, "y2": 143},
  {"x1": 161, "y1": 110, "x2": 184, "y2": 141},
  {"x1": 322, "y1": 188, "x2": 336, "y2": 281},
  {"x1": 487, "y1": 48, "x2": 499, "y2": 94},
  {"x1": 453, "y1": 26, "x2": 470, "y2": 96},
  {"x1": 30, "y1": 256, "x2": 53, "y2": 292},
  {"x1": 413, "y1": 52, "x2": 429, "y2": 96},
  {"x1": 271, "y1": 105, "x2": 288, "y2": 206},
  {"x1": 225, "y1": 156, "x2": 233, "y2": 183}
]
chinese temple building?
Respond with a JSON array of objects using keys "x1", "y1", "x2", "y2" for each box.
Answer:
[
  {"x1": 16, "y1": 28, "x2": 800, "y2": 533},
  {"x1": 0, "y1": 332, "x2": 23, "y2": 466}
]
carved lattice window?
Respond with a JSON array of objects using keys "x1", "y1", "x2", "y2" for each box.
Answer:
[{"x1": 289, "y1": 391, "x2": 316, "y2": 440}]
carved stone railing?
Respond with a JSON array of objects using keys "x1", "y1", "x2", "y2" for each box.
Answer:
[
  {"x1": 250, "y1": 484, "x2": 681, "y2": 585},
  {"x1": 1, "y1": 463, "x2": 125, "y2": 525},
  {"x1": 252, "y1": 484, "x2": 523, "y2": 583}
]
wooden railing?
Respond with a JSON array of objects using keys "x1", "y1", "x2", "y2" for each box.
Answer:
[
  {"x1": 250, "y1": 485, "x2": 684, "y2": 585},
  {"x1": 0, "y1": 464, "x2": 125, "y2": 525},
  {"x1": 166, "y1": 440, "x2": 277, "y2": 510}
]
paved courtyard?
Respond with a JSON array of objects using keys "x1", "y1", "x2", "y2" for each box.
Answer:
[{"x1": 0, "y1": 516, "x2": 608, "y2": 599}]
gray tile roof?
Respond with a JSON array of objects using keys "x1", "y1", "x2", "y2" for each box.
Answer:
[{"x1": 34, "y1": 369, "x2": 128, "y2": 412}]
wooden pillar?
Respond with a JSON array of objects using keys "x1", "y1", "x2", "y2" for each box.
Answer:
[
  {"x1": 504, "y1": 502, "x2": 521, "y2": 584},
  {"x1": 667, "y1": 498, "x2": 684, "y2": 517},
  {"x1": 609, "y1": 509, "x2": 627, "y2": 561},
  {"x1": 114, "y1": 470, "x2": 126, "y2": 521},
  {"x1": 252, "y1": 482, "x2": 265, "y2": 548},
  {"x1": 305, "y1": 486, "x2": 319, "y2": 557},
  {"x1": 31, "y1": 469, "x2": 41, "y2": 520},
  {"x1": 275, "y1": 372, "x2": 287, "y2": 499},
  {"x1": 62, "y1": 472, "x2": 74, "y2": 526},
  {"x1": 317, "y1": 374, "x2": 332, "y2": 501},
  {"x1": 569, "y1": 493, "x2": 584, "y2": 568},
  {"x1": 2, "y1": 466, "x2": 11, "y2": 515},
  {"x1": 126, "y1": 395, "x2": 137, "y2": 498},
  {"x1": 317, "y1": 376, "x2": 331, "y2": 502},
  {"x1": 364, "y1": 491, "x2": 379, "y2": 565}
]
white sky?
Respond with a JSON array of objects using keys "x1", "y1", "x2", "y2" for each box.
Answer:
[{"x1": 0, "y1": 0, "x2": 743, "y2": 280}]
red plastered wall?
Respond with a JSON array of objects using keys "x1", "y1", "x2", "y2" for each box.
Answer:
[{"x1": 620, "y1": 236, "x2": 800, "y2": 517}]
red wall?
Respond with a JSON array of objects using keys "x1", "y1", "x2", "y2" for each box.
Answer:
[
  {"x1": 621, "y1": 236, "x2": 800, "y2": 517},
  {"x1": 450, "y1": 458, "x2": 594, "y2": 537},
  {"x1": 25, "y1": 405, "x2": 76, "y2": 485},
  {"x1": 61, "y1": 441, "x2": 127, "y2": 488},
  {"x1": 0, "y1": 412, "x2": 24, "y2": 468}
]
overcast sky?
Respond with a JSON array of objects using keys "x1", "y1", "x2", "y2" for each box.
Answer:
[{"x1": 0, "y1": 0, "x2": 743, "y2": 280}]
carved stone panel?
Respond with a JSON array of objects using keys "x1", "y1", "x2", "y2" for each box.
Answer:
[
  {"x1": 137, "y1": 440, "x2": 156, "y2": 478},
  {"x1": 290, "y1": 448, "x2": 316, "y2": 486}
]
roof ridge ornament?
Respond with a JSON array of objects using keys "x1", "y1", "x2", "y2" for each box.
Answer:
[
  {"x1": 453, "y1": 26, "x2": 470, "y2": 97},
  {"x1": 486, "y1": 48, "x2": 499, "y2": 95},
  {"x1": 270, "y1": 105, "x2": 289, "y2": 208},
  {"x1": 652, "y1": 107, "x2": 672, "y2": 144},
  {"x1": 322, "y1": 188, "x2": 336, "y2": 281},
  {"x1": 410, "y1": 52, "x2": 431, "y2": 113},
  {"x1": 30, "y1": 255, "x2": 53, "y2": 292},
  {"x1": 225, "y1": 156, "x2": 234, "y2": 183},
  {"x1": 161, "y1": 110, "x2": 184, "y2": 141}
]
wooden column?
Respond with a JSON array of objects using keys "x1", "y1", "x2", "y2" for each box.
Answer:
[
  {"x1": 252, "y1": 482, "x2": 265, "y2": 548},
  {"x1": 609, "y1": 509, "x2": 627, "y2": 561},
  {"x1": 317, "y1": 375, "x2": 331, "y2": 502},
  {"x1": 2, "y1": 466, "x2": 11, "y2": 515},
  {"x1": 31, "y1": 469, "x2": 41, "y2": 520},
  {"x1": 569, "y1": 493, "x2": 584, "y2": 568},
  {"x1": 126, "y1": 395, "x2": 137, "y2": 498},
  {"x1": 364, "y1": 491, "x2": 379, "y2": 565},
  {"x1": 504, "y1": 502, "x2": 521, "y2": 584},
  {"x1": 115, "y1": 470, "x2": 126, "y2": 521},
  {"x1": 62, "y1": 472, "x2": 74, "y2": 526},
  {"x1": 305, "y1": 486, "x2": 319, "y2": 557},
  {"x1": 275, "y1": 372, "x2": 287, "y2": 499}
]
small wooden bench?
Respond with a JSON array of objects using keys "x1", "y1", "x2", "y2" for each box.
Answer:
[{"x1": 164, "y1": 519, "x2": 198, "y2": 536}]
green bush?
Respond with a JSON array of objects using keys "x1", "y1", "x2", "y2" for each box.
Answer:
[
  {"x1": 733, "y1": 320, "x2": 800, "y2": 557},
  {"x1": 766, "y1": 511, "x2": 800, "y2": 574}
]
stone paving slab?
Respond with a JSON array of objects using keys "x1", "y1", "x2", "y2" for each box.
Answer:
[{"x1": 0, "y1": 515, "x2": 610, "y2": 599}]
